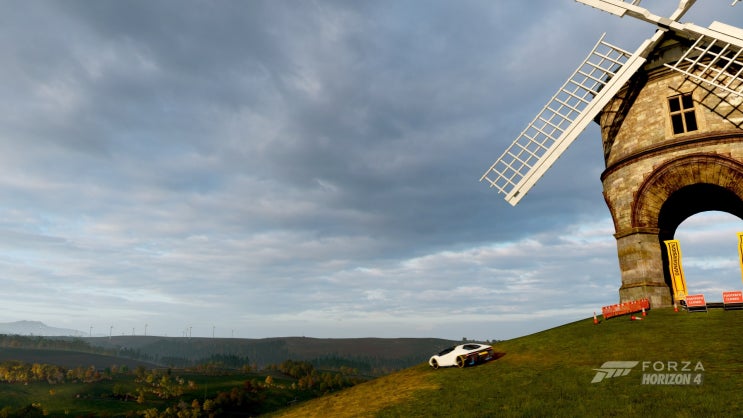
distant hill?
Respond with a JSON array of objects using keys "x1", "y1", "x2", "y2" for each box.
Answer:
[
  {"x1": 85, "y1": 335, "x2": 461, "y2": 373},
  {"x1": 0, "y1": 321, "x2": 461, "y2": 374},
  {"x1": 0, "y1": 320, "x2": 85, "y2": 337},
  {"x1": 0, "y1": 346, "x2": 157, "y2": 370}
]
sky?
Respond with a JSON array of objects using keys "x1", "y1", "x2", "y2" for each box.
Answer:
[{"x1": 0, "y1": 0, "x2": 742, "y2": 341}]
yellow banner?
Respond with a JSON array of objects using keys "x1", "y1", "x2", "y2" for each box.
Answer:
[
  {"x1": 738, "y1": 233, "x2": 743, "y2": 286},
  {"x1": 664, "y1": 240, "x2": 688, "y2": 302}
]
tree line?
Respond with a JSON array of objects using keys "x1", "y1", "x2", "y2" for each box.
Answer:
[
  {"x1": 0, "y1": 360, "x2": 130, "y2": 384},
  {"x1": 0, "y1": 358, "x2": 369, "y2": 416}
]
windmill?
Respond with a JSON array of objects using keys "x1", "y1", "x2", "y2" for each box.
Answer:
[
  {"x1": 481, "y1": 0, "x2": 743, "y2": 307},
  {"x1": 480, "y1": 0, "x2": 743, "y2": 206}
]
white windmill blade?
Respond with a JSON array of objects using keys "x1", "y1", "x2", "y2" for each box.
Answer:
[
  {"x1": 577, "y1": 0, "x2": 743, "y2": 98},
  {"x1": 576, "y1": 0, "x2": 697, "y2": 22},
  {"x1": 481, "y1": 31, "x2": 663, "y2": 205},
  {"x1": 664, "y1": 21, "x2": 743, "y2": 98},
  {"x1": 577, "y1": 0, "x2": 743, "y2": 48}
]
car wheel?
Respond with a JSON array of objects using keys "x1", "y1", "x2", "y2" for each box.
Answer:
[
  {"x1": 456, "y1": 355, "x2": 466, "y2": 368},
  {"x1": 430, "y1": 359, "x2": 439, "y2": 369}
]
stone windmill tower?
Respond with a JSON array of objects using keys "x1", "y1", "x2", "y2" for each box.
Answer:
[{"x1": 481, "y1": 0, "x2": 743, "y2": 307}]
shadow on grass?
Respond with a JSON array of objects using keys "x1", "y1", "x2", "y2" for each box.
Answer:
[{"x1": 465, "y1": 351, "x2": 506, "y2": 368}]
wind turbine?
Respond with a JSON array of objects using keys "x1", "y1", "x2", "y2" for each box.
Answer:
[{"x1": 480, "y1": 0, "x2": 743, "y2": 206}]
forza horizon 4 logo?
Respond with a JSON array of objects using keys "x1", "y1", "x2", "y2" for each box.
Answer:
[
  {"x1": 592, "y1": 361, "x2": 704, "y2": 385},
  {"x1": 591, "y1": 361, "x2": 638, "y2": 383}
]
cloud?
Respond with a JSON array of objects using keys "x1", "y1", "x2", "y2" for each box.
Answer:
[{"x1": 0, "y1": 0, "x2": 738, "y2": 340}]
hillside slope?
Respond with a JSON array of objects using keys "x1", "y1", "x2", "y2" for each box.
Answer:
[{"x1": 272, "y1": 308, "x2": 743, "y2": 417}]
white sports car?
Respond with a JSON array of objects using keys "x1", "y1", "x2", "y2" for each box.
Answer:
[{"x1": 428, "y1": 343, "x2": 496, "y2": 369}]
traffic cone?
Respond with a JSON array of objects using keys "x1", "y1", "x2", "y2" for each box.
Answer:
[
  {"x1": 593, "y1": 312, "x2": 599, "y2": 325},
  {"x1": 630, "y1": 315, "x2": 643, "y2": 321},
  {"x1": 642, "y1": 307, "x2": 647, "y2": 317},
  {"x1": 674, "y1": 303, "x2": 678, "y2": 312}
]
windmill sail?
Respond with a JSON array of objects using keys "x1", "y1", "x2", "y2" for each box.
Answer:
[
  {"x1": 577, "y1": 0, "x2": 743, "y2": 98},
  {"x1": 664, "y1": 21, "x2": 743, "y2": 98},
  {"x1": 481, "y1": 0, "x2": 742, "y2": 206},
  {"x1": 481, "y1": 32, "x2": 661, "y2": 205},
  {"x1": 576, "y1": 0, "x2": 697, "y2": 23}
]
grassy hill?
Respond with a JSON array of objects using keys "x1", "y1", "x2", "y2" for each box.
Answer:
[{"x1": 271, "y1": 307, "x2": 743, "y2": 417}]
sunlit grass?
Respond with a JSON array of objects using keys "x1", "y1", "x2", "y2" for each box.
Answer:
[
  {"x1": 273, "y1": 308, "x2": 743, "y2": 417},
  {"x1": 272, "y1": 366, "x2": 439, "y2": 418}
]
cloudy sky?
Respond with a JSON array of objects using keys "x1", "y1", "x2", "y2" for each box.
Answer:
[{"x1": 1, "y1": 0, "x2": 741, "y2": 340}]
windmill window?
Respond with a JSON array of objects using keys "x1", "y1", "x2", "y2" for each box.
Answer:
[{"x1": 668, "y1": 93, "x2": 698, "y2": 134}]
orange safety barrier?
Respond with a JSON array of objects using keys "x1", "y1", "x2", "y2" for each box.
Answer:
[
  {"x1": 684, "y1": 294, "x2": 708, "y2": 313},
  {"x1": 723, "y1": 290, "x2": 743, "y2": 310},
  {"x1": 601, "y1": 298, "x2": 650, "y2": 320}
]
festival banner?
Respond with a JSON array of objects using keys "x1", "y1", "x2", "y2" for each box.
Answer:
[
  {"x1": 738, "y1": 232, "x2": 743, "y2": 286},
  {"x1": 664, "y1": 240, "x2": 688, "y2": 302}
]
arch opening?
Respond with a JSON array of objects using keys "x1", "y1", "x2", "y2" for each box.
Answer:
[
  {"x1": 673, "y1": 212, "x2": 743, "y2": 297},
  {"x1": 657, "y1": 184, "x2": 743, "y2": 301}
]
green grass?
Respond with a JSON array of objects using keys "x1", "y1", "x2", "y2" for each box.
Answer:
[{"x1": 273, "y1": 308, "x2": 743, "y2": 417}]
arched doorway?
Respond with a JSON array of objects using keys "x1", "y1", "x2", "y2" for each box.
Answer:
[
  {"x1": 610, "y1": 154, "x2": 743, "y2": 306},
  {"x1": 668, "y1": 211, "x2": 743, "y2": 299},
  {"x1": 657, "y1": 183, "x2": 743, "y2": 302}
]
